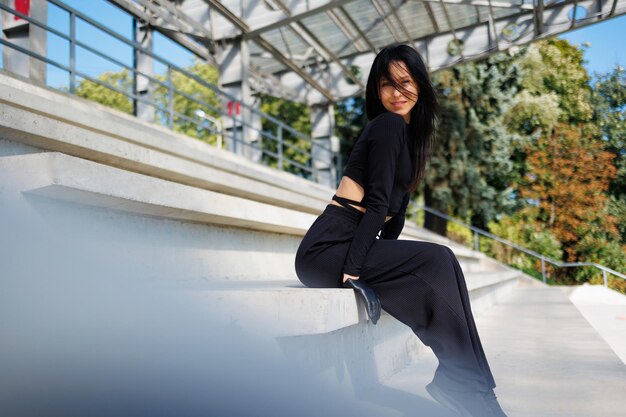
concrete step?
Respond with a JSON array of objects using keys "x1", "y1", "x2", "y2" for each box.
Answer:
[
  {"x1": 0, "y1": 151, "x2": 313, "y2": 236},
  {"x1": 363, "y1": 287, "x2": 626, "y2": 417},
  {"x1": 192, "y1": 269, "x2": 527, "y2": 337},
  {"x1": 0, "y1": 151, "x2": 501, "y2": 281}
]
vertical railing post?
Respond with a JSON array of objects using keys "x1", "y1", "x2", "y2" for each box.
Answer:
[
  {"x1": 541, "y1": 258, "x2": 546, "y2": 283},
  {"x1": 277, "y1": 125, "x2": 283, "y2": 171},
  {"x1": 167, "y1": 66, "x2": 173, "y2": 129},
  {"x1": 603, "y1": 269, "x2": 608, "y2": 288},
  {"x1": 311, "y1": 151, "x2": 318, "y2": 182},
  {"x1": 473, "y1": 230, "x2": 479, "y2": 252},
  {"x1": 231, "y1": 110, "x2": 237, "y2": 153},
  {"x1": 219, "y1": 121, "x2": 224, "y2": 149},
  {"x1": 69, "y1": 10, "x2": 76, "y2": 94}
]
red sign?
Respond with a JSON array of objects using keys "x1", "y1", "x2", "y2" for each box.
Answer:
[
  {"x1": 14, "y1": 0, "x2": 30, "y2": 21},
  {"x1": 227, "y1": 100, "x2": 241, "y2": 116}
]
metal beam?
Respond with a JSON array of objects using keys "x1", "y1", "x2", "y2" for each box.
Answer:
[
  {"x1": 326, "y1": 8, "x2": 369, "y2": 54},
  {"x1": 205, "y1": 0, "x2": 337, "y2": 101},
  {"x1": 423, "y1": 1, "x2": 441, "y2": 32},
  {"x1": 437, "y1": 0, "x2": 466, "y2": 63},
  {"x1": 610, "y1": 0, "x2": 619, "y2": 15},
  {"x1": 422, "y1": 0, "x2": 533, "y2": 10},
  {"x1": 204, "y1": 0, "x2": 250, "y2": 32},
  {"x1": 241, "y1": 0, "x2": 354, "y2": 39},
  {"x1": 148, "y1": 0, "x2": 215, "y2": 42},
  {"x1": 108, "y1": 0, "x2": 217, "y2": 65},
  {"x1": 382, "y1": 0, "x2": 413, "y2": 42},
  {"x1": 486, "y1": 0, "x2": 500, "y2": 51},
  {"x1": 370, "y1": 0, "x2": 404, "y2": 42},
  {"x1": 337, "y1": 6, "x2": 378, "y2": 54},
  {"x1": 248, "y1": 64, "x2": 299, "y2": 100},
  {"x1": 536, "y1": 0, "x2": 545, "y2": 35},
  {"x1": 270, "y1": 0, "x2": 365, "y2": 88},
  {"x1": 254, "y1": 35, "x2": 336, "y2": 102},
  {"x1": 570, "y1": 0, "x2": 579, "y2": 28}
]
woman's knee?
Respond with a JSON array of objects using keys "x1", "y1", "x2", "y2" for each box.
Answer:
[
  {"x1": 421, "y1": 242, "x2": 454, "y2": 261},
  {"x1": 417, "y1": 242, "x2": 456, "y2": 276}
]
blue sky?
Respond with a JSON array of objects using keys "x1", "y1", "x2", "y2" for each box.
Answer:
[
  {"x1": 2, "y1": 0, "x2": 625, "y2": 89},
  {"x1": 560, "y1": 14, "x2": 626, "y2": 76}
]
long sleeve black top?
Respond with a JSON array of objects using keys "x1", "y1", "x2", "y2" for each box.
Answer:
[{"x1": 341, "y1": 112, "x2": 413, "y2": 277}]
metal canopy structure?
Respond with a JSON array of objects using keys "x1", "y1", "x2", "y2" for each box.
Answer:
[
  {"x1": 2, "y1": 0, "x2": 624, "y2": 187},
  {"x1": 114, "y1": 0, "x2": 626, "y2": 105}
]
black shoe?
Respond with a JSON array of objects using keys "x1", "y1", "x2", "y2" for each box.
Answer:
[
  {"x1": 479, "y1": 389, "x2": 508, "y2": 417},
  {"x1": 426, "y1": 382, "x2": 508, "y2": 417},
  {"x1": 426, "y1": 382, "x2": 474, "y2": 417}
]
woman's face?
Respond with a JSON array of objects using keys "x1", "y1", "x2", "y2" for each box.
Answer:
[{"x1": 378, "y1": 60, "x2": 419, "y2": 124}]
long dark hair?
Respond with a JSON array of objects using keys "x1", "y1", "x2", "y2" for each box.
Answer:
[{"x1": 365, "y1": 44, "x2": 439, "y2": 194}]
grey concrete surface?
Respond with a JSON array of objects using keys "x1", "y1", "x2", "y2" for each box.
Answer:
[
  {"x1": 367, "y1": 287, "x2": 626, "y2": 417},
  {"x1": 567, "y1": 284, "x2": 626, "y2": 366}
]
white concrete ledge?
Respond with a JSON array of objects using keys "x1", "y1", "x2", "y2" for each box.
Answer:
[
  {"x1": 2, "y1": 152, "x2": 315, "y2": 235},
  {"x1": 194, "y1": 270, "x2": 527, "y2": 337}
]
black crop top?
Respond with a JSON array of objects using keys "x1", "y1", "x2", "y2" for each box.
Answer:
[{"x1": 341, "y1": 111, "x2": 413, "y2": 277}]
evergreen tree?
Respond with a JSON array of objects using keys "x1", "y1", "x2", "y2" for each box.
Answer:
[
  {"x1": 592, "y1": 66, "x2": 626, "y2": 245},
  {"x1": 335, "y1": 96, "x2": 368, "y2": 186},
  {"x1": 258, "y1": 94, "x2": 312, "y2": 177},
  {"x1": 426, "y1": 51, "x2": 523, "y2": 235}
]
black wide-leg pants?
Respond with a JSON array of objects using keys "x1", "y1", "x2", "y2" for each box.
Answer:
[{"x1": 294, "y1": 203, "x2": 496, "y2": 393}]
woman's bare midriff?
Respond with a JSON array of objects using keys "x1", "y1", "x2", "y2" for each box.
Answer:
[{"x1": 330, "y1": 176, "x2": 393, "y2": 223}]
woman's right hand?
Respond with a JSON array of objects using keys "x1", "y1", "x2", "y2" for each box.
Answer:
[
  {"x1": 343, "y1": 273, "x2": 359, "y2": 283},
  {"x1": 343, "y1": 276, "x2": 381, "y2": 325}
]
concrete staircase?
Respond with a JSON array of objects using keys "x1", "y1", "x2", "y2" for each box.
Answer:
[
  {"x1": 2, "y1": 70, "x2": 625, "y2": 416},
  {"x1": 0, "y1": 148, "x2": 538, "y2": 387}
]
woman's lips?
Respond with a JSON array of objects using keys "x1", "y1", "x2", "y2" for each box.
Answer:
[{"x1": 391, "y1": 101, "x2": 406, "y2": 107}]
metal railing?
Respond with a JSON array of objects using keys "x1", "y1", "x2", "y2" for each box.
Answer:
[
  {"x1": 412, "y1": 205, "x2": 626, "y2": 289},
  {"x1": 0, "y1": 0, "x2": 335, "y2": 183}
]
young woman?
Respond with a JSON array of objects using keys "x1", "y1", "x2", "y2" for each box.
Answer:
[{"x1": 294, "y1": 44, "x2": 508, "y2": 417}]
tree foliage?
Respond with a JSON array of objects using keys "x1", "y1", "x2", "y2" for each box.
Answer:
[
  {"x1": 426, "y1": 52, "x2": 523, "y2": 233},
  {"x1": 485, "y1": 211, "x2": 562, "y2": 281},
  {"x1": 74, "y1": 69, "x2": 133, "y2": 114},
  {"x1": 592, "y1": 66, "x2": 626, "y2": 245},
  {"x1": 500, "y1": 40, "x2": 626, "y2": 286},
  {"x1": 522, "y1": 125, "x2": 617, "y2": 262},
  {"x1": 74, "y1": 59, "x2": 222, "y2": 145},
  {"x1": 153, "y1": 59, "x2": 221, "y2": 145},
  {"x1": 258, "y1": 94, "x2": 312, "y2": 177}
]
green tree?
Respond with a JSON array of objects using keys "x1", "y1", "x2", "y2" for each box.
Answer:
[
  {"x1": 539, "y1": 39, "x2": 593, "y2": 123},
  {"x1": 426, "y1": 51, "x2": 524, "y2": 235},
  {"x1": 74, "y1": 69, "x2": 133, "y2": 114},
  {"x1": 485, "y1": 211, "x2": 563, "y2": 281},
  {"x1": 592, "y1": 66, "x2": 626, "y2": 244},
  {"x1": 503, "y1": 39, "x2": 625, "y2": 286},
  {"x1": 258, "y1": 94, "x2": 312, "y2": 177},
  {"x1": 522, "y1": 125, "x2": 618, "y2": 267},
  {"x1": 153, "y1": 58, "x2": 221, "y2": 146},
  {"x1": 73, "y1": 59, "x2": 222, "y2": 147},
  {"x1": 335, "y1": 96, "x2": 368, "y2": 186}
]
